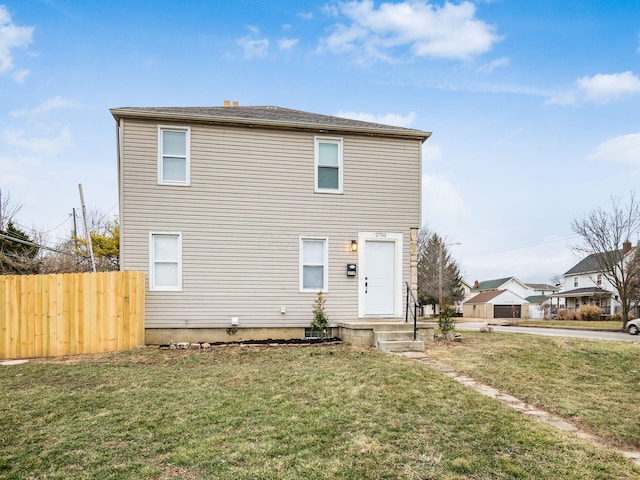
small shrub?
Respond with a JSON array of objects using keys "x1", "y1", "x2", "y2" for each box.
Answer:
[
  {"x1": 577, "y1": 304, "x2": 602, "y2": 321},
  {"x1": 628, "y1": 313, "x2": 637, "y2": 321},
  {"x1": 438, "y1": 305, "x2": 456, "y2": 339},
  {"x1": 610, "y1": 312, "x2": 623, "y2": 323},
  {"x1": 310, "y1": 291, "x2": 329, "y2": 337},
  {"x1": 558, "y1": 309, "x2": 576, "y2": 320}
]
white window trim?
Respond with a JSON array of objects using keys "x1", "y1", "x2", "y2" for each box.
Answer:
[
  {"x1": 314, "y1": 136, "x2": 343, "y2": 194},
  {"x1": 299, "y1": 236, "x2": 329, "y2": 293},
  {"x1": 149, "y1": 231, "x2": 183, "y2": 292},
  {"x1": 158, "y1": 125, "x2": 191, "y2": 186}
]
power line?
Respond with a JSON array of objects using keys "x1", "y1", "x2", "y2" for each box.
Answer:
[
  {"x1": 462, "y1": 233, "x2": 580, "y2": 258},
  {"x1": 0, "y1": 231, "x2": 86, "y2": 258}
]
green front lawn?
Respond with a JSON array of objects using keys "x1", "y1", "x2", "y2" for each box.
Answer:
[
  {"x1": 1, "y1": 344, "x2": 638, "y2": 479},
  {"x1": 428, "y1": 332, "x2": 640, "y2": 447},
  {"x1": 498, "y1": 319, "x2": 624, "y2": 331}
]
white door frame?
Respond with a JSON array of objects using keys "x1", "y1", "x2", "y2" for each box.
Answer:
[{"x1": 358, "y1": 231, "x2": 403, "y2": 318}]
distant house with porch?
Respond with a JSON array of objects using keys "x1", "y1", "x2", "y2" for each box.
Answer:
[{"x1": 550, "y1": 243, "x2": 636, "y2": 317}]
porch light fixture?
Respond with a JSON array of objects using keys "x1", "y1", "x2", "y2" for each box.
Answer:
[{"x1": 351, "y1": 240, "x2": 358, "y2": 252}]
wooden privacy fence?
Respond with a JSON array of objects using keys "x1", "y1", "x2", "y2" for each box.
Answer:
[{"x1": 0, "y1": 271, "x2": 145, "y2": 359}]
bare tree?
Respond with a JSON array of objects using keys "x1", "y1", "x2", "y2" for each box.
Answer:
[
  {"x1": 0, "y1": 190, "x2": 21, "y2": 231},
  {"x1": 571, "y1": 193, "x2": 640, "y2": 327}
]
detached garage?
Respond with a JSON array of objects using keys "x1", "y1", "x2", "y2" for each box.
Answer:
[{"x1": 463, "y1": 289, "x2": 529, "y2": 319}]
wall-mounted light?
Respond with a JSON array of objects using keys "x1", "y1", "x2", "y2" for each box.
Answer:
[{"x1": 351, "y1": 240, "x2": 358, "y2": 252}]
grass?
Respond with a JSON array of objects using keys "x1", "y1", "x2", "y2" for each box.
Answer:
[
  {"x1": 428, "y1": 332, "x2": 640, "y2": 448},
  {"x1": 497, "y1": 319, "x2": 624, "y2": 331},
  {"x1": 1, "y1": 344, "x2": 639, "y2": 479}
]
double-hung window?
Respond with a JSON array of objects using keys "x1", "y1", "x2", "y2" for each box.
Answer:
[
  {"x1": 150, "y1": 232, "x2": 182, "y2": 291},
  {"x1": 300, "y1": 237, "x2": 328, "y2": 292},
  {"x1": 158, "y1": 126, "x2": 190, "y2": 185},
  {"x1": 315, "y1": 137, "x2": 343, "y2": 193}
]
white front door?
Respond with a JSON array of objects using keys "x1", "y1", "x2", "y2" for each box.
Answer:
[{"x1": 364, "y1": 240, "x2": 396, "y2": 315}]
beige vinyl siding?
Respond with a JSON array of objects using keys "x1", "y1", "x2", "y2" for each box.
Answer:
[{"x1": 120, "y1": 119, "x2": 421, "y2": 328}]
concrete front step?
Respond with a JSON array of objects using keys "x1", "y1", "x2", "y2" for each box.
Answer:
[
  {"x1": 374, "y1": 329, "x2": 425, "y2": 352},
  {"x1": 375, "y1": 330, "x2": 421, "y2": 342},
  {"x1": 377, "y1": 339, "x2": 425, "y2": 353}
]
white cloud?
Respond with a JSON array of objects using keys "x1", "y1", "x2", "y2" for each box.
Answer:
[
  {"x1": 237, "y1": 27, "x2": 269, "y2": 59},
  {"x1": 10, "y1": 96, "x2": 80, "y2": 117},
  {"x1": 320, "y1": 5, "x2": 338, "y2": 17},
  {"x1": 320, "y1": 0, "x2": 501, "y2": 62},
  {"x1": 589, "y1": 133, "x2": 640, "y2": 165},
  {"x1": 2, "y1": 127, "x2": 73, "y2": 155},
  {"x1": 578, "y1": 71, "x2": 640, "y2": 102},
  {"x1": 548, "y1": 71, "x2": 640, "y2": 105},
  {"x1": 421, "y1": 173, "x2": 468, "y2": 226},
  {"x1": 299, "y1": 11, "x2": 315, "y2": 19},
  {"x1": 477, "y1": 56, "x2": 510, "y2": 73},
  {"x1": 278, "y1": 38, "x2": 299, "y2": 50},
  {"x1": 12, "y1": 68, "x2": 28, "y2": 82},
  {"x1": 237, "y1": 36, "x2": 269, "y2": 59},
  {"x1": 335, "y1": 110, "x2": 416, "y2": 127},
  {"x1": 0, "y1": 5, "x2": 34, "y2": 74}
]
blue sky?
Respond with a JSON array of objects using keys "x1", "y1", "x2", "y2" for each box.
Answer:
[{"x1": 1, "y1": 0, "x2": 640, "y2": 284}]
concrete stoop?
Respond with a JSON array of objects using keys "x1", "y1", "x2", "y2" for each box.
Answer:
[{"x1": 374, "y1": 328, "x2": 425, "y2": 353}]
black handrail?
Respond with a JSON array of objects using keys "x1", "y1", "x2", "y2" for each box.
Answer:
[{"x1": 405, "y1": 282, "x2": 420, "y2": 341}]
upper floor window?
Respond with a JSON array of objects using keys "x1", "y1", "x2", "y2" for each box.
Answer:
[
  {"x1": 158, "y1": 126, "x2": 190, "y2": 185},
  {"x1": 573, "y1": 277, "x2": 579, "y2": 288},
  {"x1": 597, "y1": 273, "x2": 602, "y2": 286},
  {"x1": 315, "y1": 137, "x2": 343, "y2": 193}
]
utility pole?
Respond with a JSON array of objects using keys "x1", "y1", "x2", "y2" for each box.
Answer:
[
  {"x1": 78, "y1": 184, "x2": 96, "y2": 272},
  {"x1": 72, "y1": 208, "x2": 78, "y2": 247}
]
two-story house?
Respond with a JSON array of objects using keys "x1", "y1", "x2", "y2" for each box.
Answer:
[
  {"x1": 463, "y1": 277, "x2": 559, "y2": 319},
  {"x1": 551, "y1": 242, "x2": 635, "y2": 316},
  {"x1": 111, "y1": 104, "x2": 431, "y2": 345}
]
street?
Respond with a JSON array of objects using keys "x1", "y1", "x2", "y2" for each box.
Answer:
[{"x1": 455, "y1": 321, "x2": 640, "y2": 342}]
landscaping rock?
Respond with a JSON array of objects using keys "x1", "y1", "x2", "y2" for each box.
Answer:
[
  {"x1": 190, "y1": 343, "x2": 201, "y2": 350},
  {"x1": 202, "y1": 343, "x2": 211, "y2": 349},
  {"x1": 176, "y1": 342, "x2": 190, "y2": 349}
]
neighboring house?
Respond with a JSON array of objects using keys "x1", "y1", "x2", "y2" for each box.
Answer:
[
  {"x1": 463, "y1": 289, "x2": 529, "y2": 319},
  {"x1": 471, "y1": 276, "x2": 533, "y2": 299},
  {"x1": 421, "y1": 279, "x2": 471, "y2": 317},
  {"x1": 526, "y1": 283, "x2": 559, "y2": 296},
  {"x1": 111, "y1": 104, "x2": 431, "y2": 344},
  {"x1": 525, "y1": 295, "x2": 551, "y2": 319},
  {"x1": 456, "y1": 280, "x2": 472, "y2": 315},
  {"x1": 525, "y1": 283, "x2": 559, "y2": 319},
  {"x1": 551, "y1": 242, "x2": 636, "y2": 316}
]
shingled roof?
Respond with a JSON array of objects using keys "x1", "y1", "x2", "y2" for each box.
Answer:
[
  {"x1": 466, "y1": 290, "x2": 506, "y2": 304},
  {"x1": 472, "y1": 277, "x2": 513, "y2": 291},
  {"x1": 564, "y1": 251, "x2": 622, "y2": 275},
  {"x1": 110, "y1": 105, "x2": 431, "y2": 141}
]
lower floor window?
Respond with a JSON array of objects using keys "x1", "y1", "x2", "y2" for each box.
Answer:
[
  {"x1": 150, "y1": 232, "x2": 182, "y2": 291},
  {"x1": 300, "y1": 237, "x2": 327, "y2": 292}
]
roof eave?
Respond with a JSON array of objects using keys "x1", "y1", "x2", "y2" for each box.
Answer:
[{"x1": 109, "y1": 108, "x2": 432, "y2": 142}]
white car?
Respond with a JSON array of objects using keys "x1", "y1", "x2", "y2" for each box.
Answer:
[{"x1": 625, "y1": 319, "x2": 640, "y2": 335}]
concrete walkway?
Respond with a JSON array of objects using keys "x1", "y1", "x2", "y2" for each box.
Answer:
[{"x1": 396, "y1": 351, "x2": 640, "y2": 468}]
